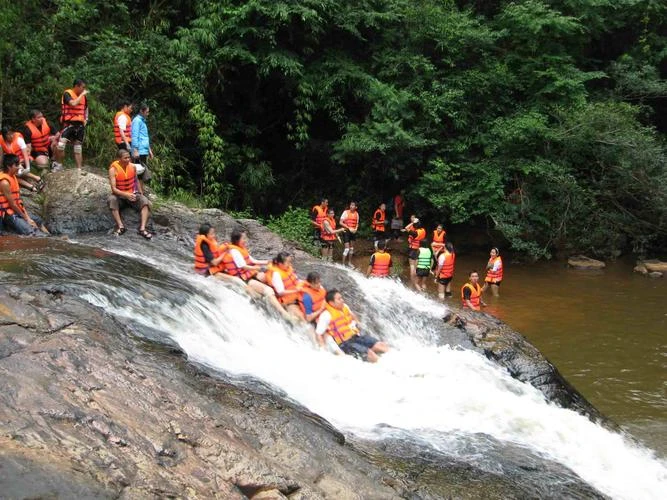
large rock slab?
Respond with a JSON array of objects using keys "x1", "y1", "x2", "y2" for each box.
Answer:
[
  {"x1": 567, "y1": 255, "x2": 605, "y2": 270},
  {"x1": 641, "y1": 259, "x2": 667, "y2": 273}
]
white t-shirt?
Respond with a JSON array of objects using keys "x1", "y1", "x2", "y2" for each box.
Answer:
[
  {"x1": 271, "y1": 271, "x2": 285, "y2": 294},
  {"x1": 315, "y1": 310, "x2": 332, "y2": 336},
  {"x1": 16, "y1": 136, "x2": 27, "y2": 150},
  {"x1": 490, "y1": 259, "x2": 502, "y2": 272},
  {"x1": 229, "y1": 248, "x2": 247, "y2": 269},
  {"x1": 116, "y1": 114, "x2": 129, "y2": 135}
]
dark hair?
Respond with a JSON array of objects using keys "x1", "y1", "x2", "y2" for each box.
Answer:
[
  {"x1": 272, "y1": 251, "x2": 292, "y2": 265},
  {"x1": 2, "y1": 154, "x2": 19, "y2": 170},
  {"x1": 349, "y1": 201, "x2": 357, "y2": 207},
  {"x1": 138, "y1": 102, "x2": 150, "y2": 113},
  {"x1": 377, "y1": 240, "x2": 387, "y2": 251},
  {"x1": 117, "y1": 148, "x2": 130, "y2": 158},
  {"x1": 118, "y1": 99, "x2": 132, "y2": 109},
  {"x1": 30, "y1": 109, "x2": 43, "y2": 119},
  {"x1": 325, "y1": 288, "x2": 340, "y2": 303},
  {"x1": 492, "y1": 247, "x2": 500, "y2": 255},
  {"x1": 230, "y1": 228, "x2": 244, "y2": 245},
  {"x1": 306, "y1": 271, "x2": 320, "y2": 284},
  {"x1": 1, "y1": 125, "x2": 13, "y2": 140},
  {"x1": 445, "y1": 241, "x2": 455, "y2": 253},
  {"x1": 320, "y1": 198, "x2": 328, "y2": 204},
  {"x1": 73, "y1": 78, "x2": 86, "y2": 87},
  {"x1": 413, "y1": 221, "x2": 422, "y2": 229},
  {"x1": 469, "y1": 270, "x2": 479, "y2": 277},
  {"x1": 198, "y1": 223, "x2": 212, "y2": 236},
  {"x1": 420, "y1": 239, "x2": 430, "y2": 248}
]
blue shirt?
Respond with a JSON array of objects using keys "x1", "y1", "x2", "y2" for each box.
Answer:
[
  {"x1": 301, "y1": 292, "x2": 314, "y2": 315},
  {"x1": 131, "y1": 114, "x2": 150, "y2": 155}
]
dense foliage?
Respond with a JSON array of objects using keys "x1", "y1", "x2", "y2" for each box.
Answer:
[{"x1": 1, "y1": 0, "x2": 666, "y2": 258}]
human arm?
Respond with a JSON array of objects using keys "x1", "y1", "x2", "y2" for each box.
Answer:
[
  {"x1": 315, "y1": 311, "x2": 332, "y2": 348},
  {"x1": 366, "y1": 254, "x2": 375, "y2": 277},
  {"x1": 462, "y1": 287, "x2": 477, "y2": 310},
  {"x1": 310, "y1": 207, "x2": 320, "y2": 228},
  {"x1": 108, "y1": 167, "x2": 136, "y2": 201},
  {"x1": 302, "y1": 293, "x2": 325, "y2": 323},
  {"x1": 201, "y1": 241, "x2": 225, "y2": 266},
  {"x1": 16, "y1": 137, "x2": 30, "y2": 171},
  {"x1": 231, "y1": 249, "x2": 261, "y2": 272},
  {"x1": 130, "y1": 118, "x2": 140, "y2": 158},
  {"x1": 64, "y1": 90, "x2": 88, "y2": 107}
]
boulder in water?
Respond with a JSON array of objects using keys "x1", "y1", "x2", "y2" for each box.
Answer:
[
  {"x1": 641, "y1": 259, "x2": 667, "y2": 273},
  {"x1": 634, "y1": 264, "x2": 649, "y2": 275},
  {"x1": 567, "y1": 255, "x2": 605, "y2": 270},
  {"x1": 648, "y1": 271, "x2": 664, "y2": 279}
]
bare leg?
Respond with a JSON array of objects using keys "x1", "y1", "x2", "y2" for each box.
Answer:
[
  {"x1": 366, "y1": 350, "x2": 379, "y2": 363},
  {"x1": 490, "y1": 283, "x2": 500, "y2": 297},
  {"x1": 371, "y1": 341, "x2": 389, "y2": 354},
  {"x1": 437, "y1": 282, "x2": 445, "y2": 300},
  {"x1": 212, "y1": 273, "x2": 247, "y2": 292},
  {"x1": 73, "y1": 141, "x2": 83, "y2": 169},
  {"x1": 285, "y1": 303, "x2": 305, "y2": 321},
  {"x1": 110, "y1": 209, "x2": 124, "y2": 229},
  {"x1": 409, "y1": 260, "x2": 417, "y2": 288},
  {"x1": 139, "y1": 205, "x2": 150, "y2": 231}
]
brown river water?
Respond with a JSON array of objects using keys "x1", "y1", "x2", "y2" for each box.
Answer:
[{"x1": 353, "y1": 246, "x2": 667, "y2": 458}]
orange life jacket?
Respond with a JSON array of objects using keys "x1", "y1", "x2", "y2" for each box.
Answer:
[
  {"x1": 432, "y1": 229, "x2": 446, "y2": 252},
  {"x1": 438, "y1": 250, "x2": 455, "y2": 279},
  {"x1": 325, "y1": 303, "x2": 359, "y2": 345},
  {"x1": 485, "y1": 256, "x2": 503, "y2": 283},
  {"x1": 321, "y1": 216, "x2": 337, "y2": 241},
  {"x1": 61, "y1": 89, "x2": 87, "y2": 123},
  {"x1": 461, "y1": 282, "x2": 482, "y2": 311},
  {"x1": 408, "y1": 227, "x2": 426, "y2": 250},
  {"x1": 267, "y1": 264, "x2": 300, "y2": 304},
  {"x1": 312, "y1": 204, "x2": 326, "y2": 230},
  {"x1": 372, "y1": 208, "x2": 386, "y2": 232},
  {"x1": 298, "y1": 281, "x2": 326, "y2": 316},
  {"x1": 193, "y1": 234, "x2": 226, "y2": 275},
  {"x1": 110, "y1": 160, "x2": 137, "y2": 193},
  {"x1": 113, "y1": 111, "x2": 132, "y2": 144},
  {"x1": 25, "y1": 120, "x2": 51, "y2": 153},
  {"x1": 0, "y1": 133, "x2": 25, "y2": 158},
  {"x1": 221, "y1": 244, "x2": 256, "y2": 281},
  {"x1": 0, "y1": 172, "x2": 24, "y2": 216},
  {"x1": 370, "y1": 251, "x2": 391, "y2": 277},
  {"x1": 342, "y1": 209, "x2": 359, "y2": 231}
]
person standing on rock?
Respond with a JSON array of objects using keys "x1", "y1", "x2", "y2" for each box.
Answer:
[
  {"x1": 320, "y1": 208, "x2": 344, "y2": 261},
  {"x1": 482, "y1": 247, "x2": 503, "y2": 297},
  {"x1": 113, "y1": 100, "x2": 133, "y2": 152},
  {"x1": 434, "y1": 242, "x2": 456, "y2": 299},
  {"x1": 108, "y1": 149, "x2": 152, "y2": 239},
  {"x1": 315, "y1": 289, "x2": 389, "y2": 362},
  {"x1": 461, "y1": 271, "x2": 485, "y2": 311},
  {"x1": 131, "y1": 103, "x2": 153, "y2": 191},
  {"x1": 54, "y1": 78, "x2": 88, "y2": 171},
  {"x1": 311, "y1": 198, "x2": 328, "y2": 244},
  {"x1": 340, "y1": 201, "x2": 359, "y2": 266},
  {"x1": 0, "y1": 154, "x2": 49, "y2": 235}
]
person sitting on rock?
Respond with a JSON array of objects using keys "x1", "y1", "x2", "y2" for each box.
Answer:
[
  {"x1": 315, "y1": 289, "x2": 389, "y2": 362},
  {"x1": 108, "y1": 149, "x2": 152, "y2": 239},
  {"x1": 0, "y1": 154, "x2": 49, "y2": 235},
  {"x1": 0, "y1": 126, "x2": 43, "y2": 192},
  {"x1": 266, "y1": 251, "x2": 306, "y2": 321}
]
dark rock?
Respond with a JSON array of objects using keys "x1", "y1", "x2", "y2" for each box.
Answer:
[{"x1": 567, "y1": 255, "x2": 605, "y2": 270}]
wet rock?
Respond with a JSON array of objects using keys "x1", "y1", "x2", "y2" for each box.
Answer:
[
  {"x1": 567, "y1": 255, "x2": 605, "y2": 270},
  {"x1": 634, "y1": 264, "x2": 648, "y2": 275},
  {"x1": 648, "y1": 271, "x2": 663, "y2": 279},
  {"x1": 641, "y1": 259, "x2": 667, "y2": 273}
]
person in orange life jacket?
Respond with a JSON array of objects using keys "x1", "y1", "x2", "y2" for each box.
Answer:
[
  {"x1": 267, "y1": 251, "x2": 306, "y2": 321},
  {"x1": 315, "y1": 289, "x2": 389, "y2": 362},
  {"x1": 108, "y1": 149, "x2": 152, "y2": 239},
  {"x1": 320, "y1": 208, "x2": 345, "y2": 261},
  {"x1": 194, "y1": 224, "x2": 248, "y2": 289},
  {"x1": 404, "y1": 218, "x2": 426, "y2": 288},
  {"x1": 434, "y1": 241, "x2": 456, "y2": 299},
  {"x1": 113, "y1": 100, "x2": 133, "y2": 151},
  {"x1": 0, "y1": 154, "x2": 49, "y2": 235},
  {"x1": 461, "y1": 270, "x2": 486, "y2": 311},
  {"x1": 340, "y1": 201, "x2": 359, "y2": 266},
  {"x1": 311, "y1": 197, "x2": 328, "y2": 242},
  {"x1": 23, "y1": 109, "x2": 59, "y2": 172},
  {"x1": 298, "y1": 272, "x2": 327, "y2": 325},
  {"x1": 372, "y1": 202, "x2": 388, "y2": 250},
  {"x1": 431, "y1": 223, "x2": 446, "y2": 255},
  {"x1": 415, "y1": 239, "x2": 434, "y2": 292},
  {"x1": 367, "y1": 240, "x2": 392, "y2": 277},
  {"x1": 0, "y1": 126, "x2": 42, "y2": 192},
  {"x1": 482, "y1": 247, "x2": 503, "y2": 297},
  {"x1": 55, "y1": 78, "x2": 88, "y2": 171}
]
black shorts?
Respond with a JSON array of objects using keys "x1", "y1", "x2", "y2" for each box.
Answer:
[
  {"x1": 408, "y1": 249, "x2": 419, "y2": 260},
  {"x1": 320, "y1": 239, "x2": 334, "y2": 249},
  {"x1": 32, "y1": 150, "x2": 50, "y2": 158},
  {"x1": 61, "y1": 123, "x2": 85, "y2": 143},
  {"x1": 416, "y1": 268, "x2": 430, "y2": 277},
  {"x1": 485, "y1": 280, "x2": 501, "y2": 287},
  {"x1": 117, "y1": 142, "x2": 131, "y2": 150},
  {"x1": 339, "y1": 334, "x2": 379, "y2": 360},
  {"x1": 437, "y1": 276, "x2": 452, "y2": 285},
  {"x1": 373, "y1": 230, "x2": 386, "y2": 241},
  {"x1": 342, "y1": 230, "x2": 357, "y2": 243}
]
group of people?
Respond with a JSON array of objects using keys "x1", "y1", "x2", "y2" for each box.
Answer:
[
  {"x1": 311, "y1": 198, "x2": 504, "y2": 313},
  {"x1": 193, "y1": 224, "x2": 390, "y2": 363},
  {"x1": 0, "y1": 78, "x2": 156, "y2": 238}
]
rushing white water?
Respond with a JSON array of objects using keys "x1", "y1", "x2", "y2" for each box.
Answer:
[{"x1": 79, "y1": 246, "x2": 667, "y2": 500}]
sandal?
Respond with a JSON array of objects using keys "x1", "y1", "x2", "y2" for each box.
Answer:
[
  {"x1": 137, "y1": 228, "x2": 152, "y2": 240},
  {"x1": 114, "y1": 226, "x2": 126, "y2": 236},
  {"x1": 35, "y1": 179, "x2": 46, "y2": 192}
]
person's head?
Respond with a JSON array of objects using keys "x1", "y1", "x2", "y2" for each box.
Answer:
[
  {"x1": 445, "y1": 241, "x2": 454, "y2": 253},
  {"x1": 272, "y1": 251, "x2": 293, "y2": 269},
  {"x1": 230, "y1": 228, "x2": 246, "y2": 246},
  {"x1": 436, "y1": 223, "x2": 443, "y2": 232},
  {"x1": 306, "y1": 271, "x2": 321, "y2": 287},
  {"x1": 118, "y1": 99, "x2": 132, "y2": 113},
  {"x1": 325, "y1": 288, "x2": 344, "y2": 309},
  {"x1": 1, "y1": 125, "x2": 14, "y2": 141},
  {"x1": 410, "y1": 214, "x2": 417, "y2": 223},
  {"x1": 29, "y1": 109, "x2": 45, "y2": 126},
  {"x1": 420, "y1": 239, "x2": 429, "y2": 248},
  {"x1": 490, "y1": 247, "x2": 500, "y2": 257},
  {"x1": 379, "y1": 202, "x2": 386, "y2": 210},
  {"x1": 198, "y1": 223, "x2": 214, "y2": 238},
  {"x1": 349, "y1": 201, "x2": 357, "y2": 211},
  {"x1": 2, "y1": 154, "x2": 19, "y2": 173},
  {"x1": 377, "y1": 240, "x2": 387, "y2": 252},
  {"x1": 320, "y1": 198, "x2": 328, "y2": 207},
  {"x1": 413, "y1": 220, "x2": 422, "y2": 229},
  {"x1": 116, "y1": 148, "x2": 131, "y2": 165},
  {"x1": 469, "y1": 270, "x2": 479, "y2": 284},
  {"x1": 73, "y1": 78, "x2": 86, "y2": 93},
  {"x1": 327, "y1": 208, "x2": 335, "y2": 217},
  {"x1": 138, "y1": 103, "x2": 150, "y2": 117}
]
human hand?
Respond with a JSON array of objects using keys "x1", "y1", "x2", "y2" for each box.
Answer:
[
  {"x1": 127, "y1": 193, "x2": 137, "y2": 202},
  {"x1": 27, "y1": 218, "x2": 37, "y2": 228}
]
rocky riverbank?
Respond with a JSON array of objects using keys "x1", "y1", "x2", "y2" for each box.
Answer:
[{"x1": 0, "y1": 169, "x2": 609, "y2": 498}]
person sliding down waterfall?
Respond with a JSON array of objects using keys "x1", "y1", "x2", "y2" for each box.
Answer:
[
  {"x1": 266, "y1": 252, "x2": 306, "y2": 322},
  {"x1": 315, "y1": 289, "x2": 389, "y2": 363}
]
